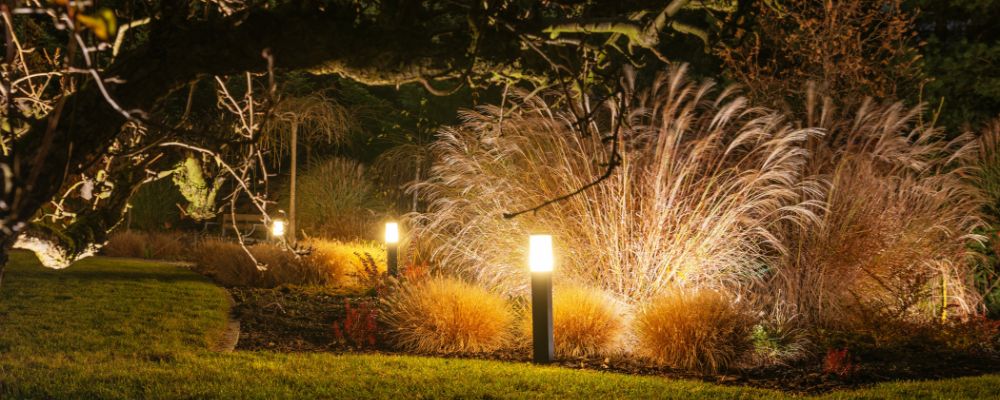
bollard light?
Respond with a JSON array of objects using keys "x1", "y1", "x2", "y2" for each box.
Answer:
[
  {"x1": 385, "y1": 222, "x2": 400, "y2": 276},
  {"x1": 271, "y1": 219, "x2": 286, "y2": 238},
  {"x1": 529, "y1": 234, "x2": 554, "y2": 364}
]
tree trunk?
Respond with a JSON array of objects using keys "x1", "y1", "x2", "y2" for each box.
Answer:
[{"x1": 289, "y1": 123, "x2": 298, "y2": 244}]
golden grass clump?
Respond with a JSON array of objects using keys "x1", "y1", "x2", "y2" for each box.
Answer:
[
  {"x1": 412, "y1": 66, "x2": 820, "y2": 301},
  {"x1": 540, "y1": 285, "x2": 624, "y2": 357},
  {"x1": 102, "y1": 230, "x2": 187, "y2": 261},
  {"x1": 381, "y1": 276, "x2": 514, "y2": 354},
  {"x1": 302, "y1": 238, "x2": 386, "y2": 288},
  {"x1": 635, "y1": 290, "x2": 754, "y2": 373}
]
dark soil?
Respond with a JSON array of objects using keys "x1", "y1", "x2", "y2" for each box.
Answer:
[{"x1": 227, "y1": 286, "x2": 1000, "y2": 395}]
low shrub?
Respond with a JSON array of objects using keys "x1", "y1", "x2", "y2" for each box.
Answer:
[
  {"x1": 303, "y1": 238, "x2": 385, "y2": 289},
  {"x1": 332, "y1": 299, "x2": 379, "y2": 348},
  {"x1": 101, "y1": 231, "x2": 147, "y2": 258},
  {"x1": 822, "y1": 348, "x2": 858, "y2": 377},
  {"x1": 102, "y1": 230, "x2": 188, "y2": 261},
  {"x1": 634, "y1": 290, "x2": 754, "y2": 373},
  {"x1": 380, "y1": 276, "x2": 514, "y2": 354},
  {"x1": 191, "y1": 239, "x2": 323, "y2": 288},
  {"x1": 188, "y1": 237, "x2": 388, "y2": 289},
  {"x1": 524, "y1": 284, "x2": 624, "y2": 357},
  {"x1": 936, "y1": 316, "x2": 1000, "y2": 354}
]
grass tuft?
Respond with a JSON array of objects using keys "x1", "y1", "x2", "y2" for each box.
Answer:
[
  {"x1": 635, "y1": 290, "x2": 755, "y2": 373},
  {"x1": 381, "y1": 276, "x2": 514, "y2": 354}
]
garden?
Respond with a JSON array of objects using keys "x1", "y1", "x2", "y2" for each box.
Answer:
[{"x1": 3, "y1": 1, "x2": 1000, "y2": 399}]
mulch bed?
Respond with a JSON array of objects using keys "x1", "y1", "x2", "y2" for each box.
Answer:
[{"x1": 227, "y1": 286, "x2": 1000, "y2": 395}]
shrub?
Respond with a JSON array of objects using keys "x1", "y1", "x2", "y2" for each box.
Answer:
[
  {"x1": 332, "y1": 299, "x2": 379, "y2": 348},
  {"x1": 380, "y1": 276, "x2": 513, "y2": 354},
  {"x1": 287, "y1": 158, "x2": 387, "y2": 241},
  {"x1": 634, "y1": 290, "x2": 754, "y2": 373},
  {"x1": 525, "y1": 284, "x2": 624, "y2": 357},
  {"x1": 822, "y1": 348, "x2": 858, "y2": 377},
  {"x1": 188, "y1": 237, "x2": 388, "y2": 289},
  {"x1": 191, "y1": 239, "x2": 325, "y2": 288},
  {"x1": 102, "y1": 230, "x2": 188, "y2": 261},
  {"x1": 303, "y1": 238, "x2": 385, "y2": 289},
  {"x1": 101, "y1": 231, "x2": 147, "y2": 258}
]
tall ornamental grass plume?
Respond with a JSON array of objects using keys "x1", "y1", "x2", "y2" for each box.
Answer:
[
  {"x1": 768, "y1": 94, "x2": 988, "y2": 327},
  {"x1": 288, "y1": 157, "x2": 386, "y2": 241},
  {"x1": 971, "y1": 117, "x2": 1000, "y2": 316},
  {"x1": 411, "y1": 66, "x2": 821, "y2": 302},
  {"x1": 975, "y1": 118, "x2": 1000, "y2": 218},
  {"x1": 380, "y1": 276, "x2": 514, "y2": 354},
  {"x1": 635, "y1": 289, "x2": 755, "y2": 373}
]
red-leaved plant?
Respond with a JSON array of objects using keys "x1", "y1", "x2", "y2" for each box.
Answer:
[
  {"x1": 332, "y1": 299, "x2": 378, "y2": 348},
  {"x1": 823, "y1": 348, "x2": 858, "y2": 377}
]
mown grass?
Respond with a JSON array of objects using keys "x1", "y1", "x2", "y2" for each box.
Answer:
[{"x1": 0, "y1": 251, "x2": 997, "y2": 399}]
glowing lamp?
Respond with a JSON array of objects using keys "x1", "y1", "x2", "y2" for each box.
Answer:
[
  {"x1": 529, "y1": 234, "x2": 554, "y2": 272},
  {"x1": 528, "y1": 234, "x2": 554, "y2": 364},
  {"x1": 385, "y1": 222, "x2": 400, "y2": 276},
  {"x1": 385, "y1": 222, "x2": 400, "y2": 244},
  {"x1": 271, "y1": 219, "x2": 286, "y2": 237}
]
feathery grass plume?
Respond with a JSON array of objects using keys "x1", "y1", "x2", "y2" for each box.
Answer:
[
  {"x1": 411, "y1": 66, "x2": 821, "y2": 302},
  {"x1": 769, "y1": 94, "x2": 987, "y2": 327},
  {"x1": 635, "y1": 289, "x2": 755, "y2": 373},
  {"x1": 287, "y1": 157, "x2": 387, "y2": 241},
  {"x1": 380, "y1": 276, "x2": 514, "y2": 354},
  {"x1": 971, "y1": 117, "x2": 1000, "y2": 316},
  {"x1": 975, "y1": 118, "x2": 1000, "y2": 218}
]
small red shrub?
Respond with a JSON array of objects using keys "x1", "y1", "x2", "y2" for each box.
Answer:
[
  {"x1": 332, "y1": 299, "x2": 378, "y2": 348},
  {"x1": 823, "y1": 348, "x2": 858, "y2": 377}
]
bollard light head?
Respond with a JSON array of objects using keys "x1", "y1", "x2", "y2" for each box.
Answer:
[
  {"x1": 385, "y1": 222, "x2": 399, "y2": 244},
  {"x1": 529, "y1": 234, "x2": 554, "y2": 272},
  {"x1": 271, "y1": 219, "x2": 286, "y2": 237}
]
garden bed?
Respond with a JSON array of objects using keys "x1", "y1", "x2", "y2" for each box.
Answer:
[{"x1": 228, "y1": 286, "x2": 1000, "y2": 395}]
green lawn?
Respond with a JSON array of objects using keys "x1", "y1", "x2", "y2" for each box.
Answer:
[{"x1": 0, "y1": 251, "x2": 998, "y2": 399}]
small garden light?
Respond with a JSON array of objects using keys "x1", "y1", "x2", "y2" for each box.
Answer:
[
  {"x1": 271, "y1": 219, "x2": 286, "y2": 238},
  {"x1": 385, "y1": 222, "x2": 399, "y2": 276},
  {"x1": 529, "y1": 234, "x2": 554, "y2": 364}
]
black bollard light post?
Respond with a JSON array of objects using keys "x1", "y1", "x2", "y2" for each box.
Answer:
[
  {"x1": 385, "y1": 222, "x2": 399, "y2": 277},
  {"x1": 529, "y1": 234, "x2": 554, "y2": 364}
]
